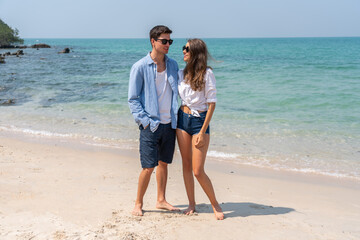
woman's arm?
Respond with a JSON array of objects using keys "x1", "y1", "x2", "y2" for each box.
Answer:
[{"x1": 195, "y1": 102, "x2": 216, "y2": 148}]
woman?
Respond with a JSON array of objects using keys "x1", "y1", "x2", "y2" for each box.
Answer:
[{"x1": 177, "y1": 39, "x2": 224, "y2": 220}]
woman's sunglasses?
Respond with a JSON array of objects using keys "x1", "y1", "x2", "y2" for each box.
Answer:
[
  {"x1": 155, "y1": 38, "x2": 173, "y2": 45},
  {"x1": 182, "y1": 46, "x2": 190, "y2": 52}
]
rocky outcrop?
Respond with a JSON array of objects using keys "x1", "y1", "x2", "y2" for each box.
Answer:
[
  {"x1": 0, "y1": 50, "x2": 24, "y2": 61},
  {"x1": 0, "y1": 45, "x2": 27, "y2": 49},
  {"x1": 31, "y1": 44, "x2": 51, "y2": 49},
  {"x1": 1, "y1": 43, "x2": 51, "y2": 50},
  {"x1": 1, "y1": 44, "x2": 51, "y2": 49},
  {"x1": 12, "y1": 50, "x2": 24, "y2": 56},
  {"x1": 0, "y1": 45, "x2": 17, "y2": 49},
  {"x1": 2, "y1": 52, "x2": 11, "y2": 56},
  {"x1": 58, "y1": 48, "x2": 70, "y2": 54},
  {"x1": 0, "y1": 44, "x2": 72, "y2": 65},
  {"x1": 0, "y1": 99, "x2": 15, "y2": 106}
]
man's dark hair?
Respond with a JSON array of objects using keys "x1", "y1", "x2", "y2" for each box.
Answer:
[{"x1": 149, "y1": 25, "x2": 172, "y2": 41}]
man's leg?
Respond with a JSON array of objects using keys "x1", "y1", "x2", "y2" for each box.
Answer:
[
  {"x1": 155, "y1": 161, "x2": 180, "y2": 211},
  {"x1": 134, "y1": 123, "x2": 158, "y2": 216},
  {"x1": 132, "y1": 167, "x2": 154, "y2": 216}
]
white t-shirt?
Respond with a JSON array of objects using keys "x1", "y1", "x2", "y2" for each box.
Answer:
[
  {"x1": 156, "y1": 70, "x2": 172, "y2": 124},
  {"x1": 178, "y1": 68, "x2": 217, "y2": 116}
]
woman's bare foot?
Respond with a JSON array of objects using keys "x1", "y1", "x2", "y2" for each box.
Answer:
[
  {"x1": 156, "y1": 200, "x2": 180, "y2": 211},
  {"x1": 212, "y1": 204, "x2": 224, "y2": 220},
  {"x1": 183, "y1": 205, "x2": 196, "y2": 215},
  {"x1": 132, "y1": 203, "x2": 143, "y2": 216}
]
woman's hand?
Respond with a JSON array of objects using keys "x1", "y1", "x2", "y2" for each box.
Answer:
[{"x1": 195, "y1": 133, "x2": 205, "y2": 148}]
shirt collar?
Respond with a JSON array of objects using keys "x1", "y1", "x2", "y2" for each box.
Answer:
[{"x1": 145, "y1": 52, "x2": 168, "y2": 65}]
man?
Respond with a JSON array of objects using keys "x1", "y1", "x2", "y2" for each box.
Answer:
[{"x1": 128, "y1": 25, "x2": 179, "y2": 216}]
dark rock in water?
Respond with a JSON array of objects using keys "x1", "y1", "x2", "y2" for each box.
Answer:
[
  {"x1": 1, "y1": 50, "x2": 24, "y2": 61},
  {"x1": 58, "y1": 48, "x2": 70, "y2": 54},
  {"x1": 11, "y1": 50, "x2": 24, "y2": 56},
  {"x1": 0, "y1": 45, "x2": 28, "y2": 49},
  {"x1": 2, "y1": 51, "x2": 21, "y2": 57},
  {"x1": 1, "y1": 99, "x2": 16, "y2": 106},
  {"x1": 0, "y1": 45, "x2": 15, "y2": 49},
  {"x1": 31, "y1": 44, "x2": 51, "y2": 48}
]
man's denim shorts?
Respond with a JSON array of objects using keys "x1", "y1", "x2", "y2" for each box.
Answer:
[
  {"x1": 139, "y1": 123, "x2": 176, "y2": 168},
  {"x1": 177, "y1": 108, "x2": 210, "y2": 136}
]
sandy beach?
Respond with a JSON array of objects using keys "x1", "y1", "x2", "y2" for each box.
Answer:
[{"x1": 0, "y1": 132, "x2": 359, "y2": 240}]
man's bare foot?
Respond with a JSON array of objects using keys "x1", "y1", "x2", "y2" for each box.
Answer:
[
  {"x1": 132, "y1": 203, "x2": 143, "y2": 216},
  {"x1": 183, "y1": 205, "x2": 196, "y2": 215},
  {"x1": 156, "y1": 200, "x2": 180, "y2": 211},
  {"x1": 212, "y1": 204, "x2": 224, "y2": 220}
]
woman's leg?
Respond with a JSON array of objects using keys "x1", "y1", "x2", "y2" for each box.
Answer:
[
  {"x1": 176, "y1": 129, "x2": 196, "y2": 214},
  {"x1": 192, "y1": 134, "x2": 224, "y2": 220}
]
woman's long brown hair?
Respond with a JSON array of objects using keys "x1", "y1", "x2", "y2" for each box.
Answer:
[{"x1": 183, "y1": 39, "x2": 211, "y2": 91}]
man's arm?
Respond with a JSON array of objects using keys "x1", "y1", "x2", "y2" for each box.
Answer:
[{"x1": 128, "y1": 64, "x2": 150, "y2": 128}]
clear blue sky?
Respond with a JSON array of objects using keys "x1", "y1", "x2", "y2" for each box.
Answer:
[{"x1": 1, "y1": 0, "x2": 359, "y2": 38}]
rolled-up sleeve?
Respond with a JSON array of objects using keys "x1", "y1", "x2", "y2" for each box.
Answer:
[
  {"x1": 205, "y1": 69, "x2": 217, "y2": 103},
  {"x1": 128, "y1": 64, "x2": 150, "y2": 127}
]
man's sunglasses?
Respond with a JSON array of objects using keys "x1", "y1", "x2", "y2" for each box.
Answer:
[
  {"x1": 155, "y1": 38, "x2": 173, "y2": 45},
  {"x1": 182, "y1": 46, "x2": 190, "y2": 52}
]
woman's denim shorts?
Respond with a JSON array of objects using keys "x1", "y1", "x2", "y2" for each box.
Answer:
[{"x1": 177, "y1": 108, "x2": 209, "y2": 136}]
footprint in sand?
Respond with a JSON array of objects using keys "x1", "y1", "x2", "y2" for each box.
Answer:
[{"x1": 53, "y1": 230, "x2": 67, "y2": 240}]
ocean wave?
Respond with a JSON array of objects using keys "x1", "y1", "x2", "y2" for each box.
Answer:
[
  {"x1": 206, "y1": 150, "x2": 360, "y2": 181},
  {"x1": 207, "y1": 151, "x2": 239, "y2": 159},
  {"x1": 0, "y1": 125, "x2": 138, "y2": 151},
  {"x1": 0, "y1": 125, "x2": 75, "y2": 138}
]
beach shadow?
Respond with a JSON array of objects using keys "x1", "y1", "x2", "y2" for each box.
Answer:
[
  {"x1": 222, "y1": 202, "x2": 295, "y2": 218},
  {"x1": 175, "y1": 202, "x2": 295, "y2": 218}
]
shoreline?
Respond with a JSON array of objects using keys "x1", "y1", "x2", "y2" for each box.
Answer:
[
  {"x1": 1, "y1": 124, "x2": 359, "y2": 182},
  {"x1": 3, "y1": 128, "x2": 360, "y2": 187},
  {"x1": 1, "y1": 131, "x2": 360, "y2": 239}
]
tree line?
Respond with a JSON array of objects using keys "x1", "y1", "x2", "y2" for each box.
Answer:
[{"x1": 0, "y1": 18, "x2": 24, "y2": 47}]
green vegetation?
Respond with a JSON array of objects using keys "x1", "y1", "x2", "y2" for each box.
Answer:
[{"x1": 0, "y1": 19, "x2": 24, "y2": 46}]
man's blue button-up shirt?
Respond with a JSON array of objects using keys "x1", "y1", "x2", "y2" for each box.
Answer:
[{"x1": 128, "y1": 53, "x2": 179, "y2": 132}]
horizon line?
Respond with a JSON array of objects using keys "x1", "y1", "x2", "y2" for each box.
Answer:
[{"x1": 21, "y1": 36, "x2": 360, "y2": 40}]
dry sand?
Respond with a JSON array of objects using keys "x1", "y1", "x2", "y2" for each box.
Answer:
[{"x1": 0, "y1": 133, "x2": 359, "y2": 240}]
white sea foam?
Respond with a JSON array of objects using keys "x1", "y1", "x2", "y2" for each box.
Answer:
[
  {"x1": 0, "y1": 125, "x2": 138, "y2": 151},
  {"x1": 207, "y1": 151, "x2": 239, "y2": 159},
  {"x1": 0, "y1": 125, "x2": 75, "y2": 138},
  {"x1": 206, "y1": 149, "x2": 360, "y2": 181},
  {"x1": 1, "y1": 124, "x2": 359, "y2": 181}
]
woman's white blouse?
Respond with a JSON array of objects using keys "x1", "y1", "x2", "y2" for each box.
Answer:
[{"x1": 178, "y1": 68, "x2": 217, "y2": 116}]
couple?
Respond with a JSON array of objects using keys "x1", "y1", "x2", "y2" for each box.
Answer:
[{"x1": 128, "y1": 25, "x2": 224, "y2": 220}]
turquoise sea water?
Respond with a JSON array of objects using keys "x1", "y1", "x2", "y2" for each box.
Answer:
[{"x1": 1, "y1": 38, "x2": 360, "y2": 180}]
